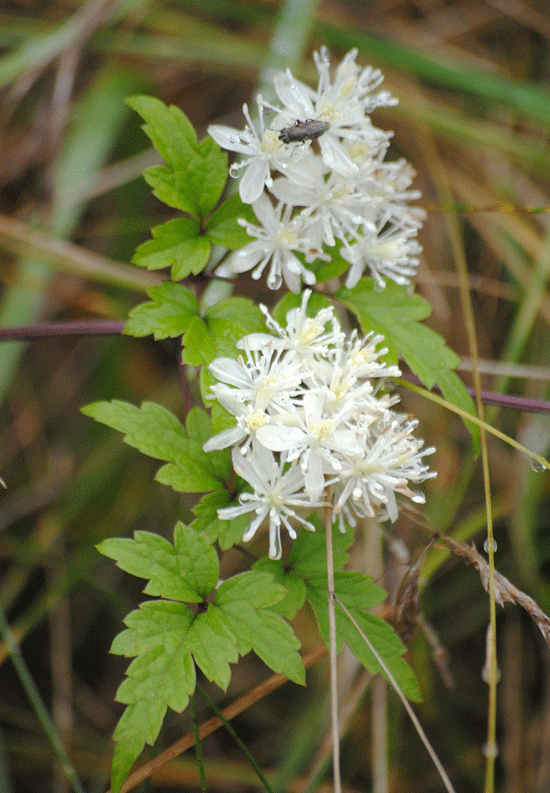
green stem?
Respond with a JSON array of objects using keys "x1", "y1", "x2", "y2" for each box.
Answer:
[
  {"x1": 0, "y1": 601, "x2": 86, "y2": 793},
  {"x1": 325, "y1": 504, "x2": 342, "y2": 793},
  {"x1": 190, "y1": 694, "x2": 207, "y2": 793},
  {"x1": 196, "y1": 683, "x2": 275, "y2": 793}
]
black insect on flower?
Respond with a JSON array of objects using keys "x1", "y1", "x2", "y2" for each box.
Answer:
[{"x1": 278, "y1": 119, "x2": 331, "y2": 145}]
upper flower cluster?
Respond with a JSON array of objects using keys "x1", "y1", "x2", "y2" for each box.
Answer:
[
  {"x1": 203, "y1": 291, "x2": 436, "y2": 559},
  {"x1": 208, "y1": 47, "x2": 424, "y2": 293}
]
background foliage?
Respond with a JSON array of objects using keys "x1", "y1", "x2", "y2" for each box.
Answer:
[{"x1": 0, "y1": 0, "x2": 550, "y2": 791}]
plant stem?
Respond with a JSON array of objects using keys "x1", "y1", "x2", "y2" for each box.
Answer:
[{"x1": 325, "y1": 504, "x2": 342, "y2": 793}]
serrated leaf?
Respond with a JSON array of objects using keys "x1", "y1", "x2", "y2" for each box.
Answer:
[
  {"x1": 111, "y1": 696, "x2": 171, "y2": 793},
  {"x1": 191, "y1": 136, "x2": 228, "y2": 217},
  {"x1": 306, "y1": 571, "x2": 387, "y2": 610},
  {"x1": 127, "y1": 95, "x2": 197, "y2": 171},
  {"x1": 128, "y1": 96, "x2": 229, "y2": 224},
  {"x1": 204, "y1": 297, "x2": 265, "y2": 332},
  {"x1": 173, "y1": 522, "x2": 219, "y2": 597},
  {"x1": 253, "y1": 558, "x2": 307, "y2": 619},
  {"x1": 171, "y1": 236, "x2": 211, "y2": 280},
  {"x1": 216, "y1": 571, "x2": 288, "y2": 610},
  {"x1": 108, "y1": 598, "x2": 197, "y2": 793},
  {"x1": 133, "y1": 217, "x2": 199, "y2": 267},
  {"x1": 97, "y1": 528, "x2": 216, "y2": 602},
  {"x1": 191, "y1": 490, "x2": 250, "y2": 549},
  {"x1": 214, "y1": 572, "x2": 305, "y2": 685},
  {"x1": 336, "y1": 280, "x2": 459, "y2": 388},
  {"x1": 337, "y1": 281, "x2": 477, "y2": 442},
  {"x1": 124, "y1": 282, "x2": 199, "y2": 340},
  {"x1": 142, "y1": 165, "x2": 199, "y2": 216},
  {"x1": 206, "y1": 193, "x2": 257, "y2": 249},
  {"x1": 305, "y1": 574, "x2": 421, "y2": 701},
  {"x1": 132, "y1": 217, "x2": 211, "y2": 279},
  {"x1": 188, "y1": 609, "x2": 238, "y2": 689},
  {"x1": 180, "y1": 297, "x2": 264, "y2": 367},
  {"x1": 81, "y1": 401, "x2": 230, "y2": 493},
  {"x1": 181, "y1": 316, "x2": 217, "y2": 366},
  {"x1": 338, "y1": 610, "x2": 421, "y2": 702}
]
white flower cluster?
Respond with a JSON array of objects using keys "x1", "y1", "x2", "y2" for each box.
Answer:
[
  {"x1": 203, "y1": 291, "x2": 436, "y2": 559},
  {"x1": 208, "y1": 47, "x2": 424, "y2": 293}
]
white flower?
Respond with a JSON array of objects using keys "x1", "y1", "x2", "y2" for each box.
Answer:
[
  {"x1": 207, "y1": 346, "x2": 302, "y2": 411},
  {"x1": 202, "y1": 397, "x2": 270, "y2": 453},
  {"x1": 342, "y1": 224, "x2": 423, "y2": 289},
  {"x1": 272, "y1": 47, "x2": 397, "y2": 177},
  {"x1": 256, "y1": 391, "x2": 363, "y2": 501},
  {"x1": 208, "y1": 99, "x2": 291, "y2": 203},
  {"x1": 218, "y1": 447, "x2": 320, "y2": 559},
  {"x1": 255, "y1": 289, "x2": 345, "y2": 360},
  {"x1": 203, "y1": 256, "x2": 436, "y2": 555},
  {"x1": 270, "y1": 161, "x2": 374, "y2": 251},
  {"x1": 330, "y1": 416, "x2": 436, "y2": 524},
  {"x1": 230, "y1": 193, "x2": 316, "y2": 292}
]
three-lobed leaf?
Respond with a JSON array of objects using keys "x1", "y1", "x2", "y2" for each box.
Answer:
[
  {"x1": 124, "y1": 282, "x2": 199, "y2": 340},
  {"x1": 82, "y1": 401, "x2": 230, "y2": 493},
  {"x1": 214, "y1": 571, "x2": 305, "y2": 685},
  {"x1": 132, "y1": 217, "x2": 211, "y2": 279}
]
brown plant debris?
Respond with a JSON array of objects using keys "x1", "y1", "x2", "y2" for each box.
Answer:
[{"x1": 436, "y1": 534, "x2": 550, "y2": 646}]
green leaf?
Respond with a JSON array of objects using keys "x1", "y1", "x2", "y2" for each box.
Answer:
[
  {"x1": 306, "y1": 571, "x2": 387, "y2": 610},
  {"x1": 126, "y1": 95, "x2": 197, "y2": 171},
  {"x1": 127, "y1": 96, "x2": 229, "y2": 225},
  {"x1": 109, "y1": 601, "x2": 197, "y2": 792},
  {"x1": 336, "y1": 280, "x2": 478, "y2": 439},
  {"x1": 181, "y1": 297, "x2": 265, "y2": 367},
  {"x1": 304, "y1": 568, "x2": 421, "y2": 701},
  {"x1": 173, "y1": 522, "x2": 220, "y2": 597},
  {"x1": 338, "y1": 610, "x2": 421, "y2": 702},
  {"x1": 124, "y1": 282, "x2": 199, "y2": 340},
  {"x1": 97, "y1": 526, "x2": 217, "y2": 602},
  {"x1": 188, "y1": 609, "x2": 238, "y2": 690},
  {"x1": 133, "y1": 217, "x2": 199, "y2": 267},
  {"x1": 311, "y1": 250, "x2": 350, "y2": 282},
  {"x1": 181, "y1": 316, "x2": 217, "y2": 366},
  {"x1": 81, "y1": 401, "x2": 230, "y2": 493},
  {"x1": 288, "y1": 517, "x2": 353, "y2": 576},
  {"x1": 142, "y1": 165, "x2": 199, "y2": 216},
  {"x1": 192, "y1": 136, "x2": 228, "y2": 217},
  {"x1": 132, "y1": 217, "x2": 211, "y2": 279},
  {"x1": 192, "y1": 491, "x2": 251, "y2": 549},
  {"x1": 206, "y1": 193, "x2": 257, "y2": 249},
  {"x1": 281, "y1": 522, "x2": 420, "y2": 699},
  {"x1": 253, "y1": 558, "x2": 307, "y2": 620},
  {"x1": 336, "y1": 280, "x2": 459, "y2": 389},
  {"x1": 215, "y1": 572, "x2": 305, "y2": 685}
]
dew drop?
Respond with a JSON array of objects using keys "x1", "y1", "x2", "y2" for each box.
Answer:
[
  {"x1": 481, "y1": 662, "x2": 501, "y2": 685},
  {"x1": 530, "y1": 457, "x2": 547, "y2": 472},
  {"x1": 411, "y1": 490, "x2": 426, "y2": 504},
  {"x1": 482, "y1": 740, "x2": 499, "y2": 759},
  {"x1": 484, "y1": 538, "x2": 498, "y2": 554}
]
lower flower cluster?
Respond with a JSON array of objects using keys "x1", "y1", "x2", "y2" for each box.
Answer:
[{"x1": 203, "y1": 291, "x2": 436, "y2": 558}]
